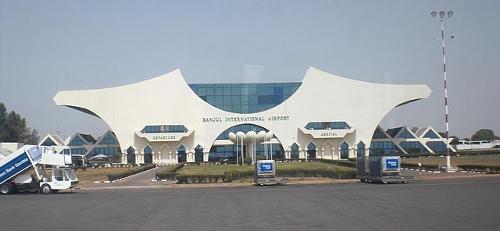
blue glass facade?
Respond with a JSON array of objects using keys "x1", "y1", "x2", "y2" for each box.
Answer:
[
  {"x1": 399, "y1": 141, "x2": 427, "y2": 154},
  {"x1": 88, "y1": 147, "x2": 121, "y2": 156},
  {"x1": 189, "y1": 82, "x2": 301, "y2": 113},
  {"x1": 306, "y1": 143, "x2": 316, "y2": 159},
  {"x1": 98, "y1": 132, "x2": 119, "y2": 145},
  {"x1": 396, "y1": 129, "x2": 415, "y2": 139},
  {"x1": 340, "y1": 142, "x2": 349, "y2": 159},
  {"x1": 68, "y1": 136, "x2": 84, "y2": 146},
  {"x1": 40, "y1": 138, "x2": 57, "y2": 146},
  {"x1": 141, "y1": 125, "x2": 188, "y2": 133},
  {"x1": 426, "y1": 141, "x2": 447, "y2": 154},
  {"x1": 373, "y1": 127, "x2": 389, "y2": 139},
  {"x1": 177, "y1": 145, "x2": 187, "y2": 163},
  {"x1": 290, "y1": 143, "x2": 300, "y2": 159},
  {"x1": 61, "y1": 148, "x2": 87, "y2": 155},
  {"x1": 369, "y1": 141, "x2": 402, "y2": 156},
  {"x1": 357, "y1": 142, "x2": 365, "y2": 157},
  {"x1": 423, "y1": 130, "x2": 440, "y2": 139}
]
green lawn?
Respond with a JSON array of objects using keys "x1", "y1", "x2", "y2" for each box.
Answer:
[
  {"x1": 177, "y1": 161, "x2": 356, "y2": 178},
  {"x1": 402, "y1": 155, "x2": 500, "y2": 167}
]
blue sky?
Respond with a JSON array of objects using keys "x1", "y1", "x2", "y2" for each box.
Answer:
[{"x1": 0, "y1": 0, "x2": 499, "y2": 139}]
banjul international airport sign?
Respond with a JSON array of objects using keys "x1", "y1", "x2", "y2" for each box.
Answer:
[{"x1": 202, "y1": 115, "x2": 290, "y2": 123}]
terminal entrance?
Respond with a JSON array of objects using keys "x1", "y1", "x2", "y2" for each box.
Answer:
[
  {"x1": 126, "y1": 147, "x2": 136, "y2": 164},
  {"x1": 144, "y1": 146, "x2": 153, "y2": 164},
  {"x1": 208, "y1": 124, "x2": 285, "y2": 163},
  {"x1": 177, "y1": 145, "x2": 187, "y2": 163},
  {"x1": 194, "y1": 145, "x2": 204, "y2": 162}
]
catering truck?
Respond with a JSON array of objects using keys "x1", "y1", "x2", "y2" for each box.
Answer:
[
  {"x1": 0, "y1": 145, "x2": 78, "y2": 194},
  {"x1": 357, "y1": 155, "x2": 414, "y2": 184}
]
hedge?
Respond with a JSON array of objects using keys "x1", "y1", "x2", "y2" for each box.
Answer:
[
  {"x1": 155, "y1": 164, "x2": 185, "y2": 180},
  {"x1": 107, "y1": 164, "x2": 156, "y2": 181},
  {"x1": 316, "y1": 159, "x2": 357, "y2": 168},
  {"x1": 176, "y1": 175, "x2": 225, "y2": 184},
  {"x1": 221, "y1": 166, "x2": 357, "y2": 182},
  {"x1": 457, "y1": 164, "x2": 500, "y2": 173},
  {"x1": 276, "y1": 168, "x2": 357, "y2": 179},
  {"x1": 401, "y1": 163, "x2": 439, "y2": 170}
]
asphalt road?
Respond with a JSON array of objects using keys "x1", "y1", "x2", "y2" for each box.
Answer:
[{"x1": 1, "y1": 178, "x2": 499, "y2": 231}]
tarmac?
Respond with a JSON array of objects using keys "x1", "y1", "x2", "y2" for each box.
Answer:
[{"x1": 1, "y1": 175, "x2": 499, "y2": 231}]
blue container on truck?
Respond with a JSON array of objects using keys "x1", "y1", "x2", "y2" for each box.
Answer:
[{"x1": 357, "y1": 156, "x2": 411, "y2": 183}]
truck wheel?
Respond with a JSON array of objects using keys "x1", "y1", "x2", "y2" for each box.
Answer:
[
  {"x1": 40, "y1": 184, "x2": 52, "y2": 194},
  {"x1": 1, "y1": 184, "x2": 12, "y2": 194}
]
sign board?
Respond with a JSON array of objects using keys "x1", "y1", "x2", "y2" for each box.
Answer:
[
  {"x1": 256, "y1": 160, "x2": 276, "y2": 176},
  {"x1": 0, "y1": 152, "x2": 33, "y2": 184},
  {"x1": 382, "y1": 156, "x2": 400, "y2": 172}
]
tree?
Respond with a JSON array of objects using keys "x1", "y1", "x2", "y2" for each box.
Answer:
[
  {"x1": 450, "y1": 136, "x2": 460, "y2": 145},
  {"x1": 471, "y1": 129, "x2": 498, "y2": 141},
  {"x1": 0, "y1": 102, "x2": 40, "y2": 144}
]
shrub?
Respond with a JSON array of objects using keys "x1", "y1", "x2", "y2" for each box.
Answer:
[
  {"x1": 155, "y1": 164, "x2": 185, "y2": 180},
  {"x1": 317, "y1": 159, "x2": 357, "y2": 168},
  {"x1": 401, "y1": 163, "x2": 439, "y2": 170},
  {"x1": 457, "y1": 164, "x2": 500, "y2": 173},
  {"x1": 176, "y1": 175, "x2": 225, "y2": 184},
  {"x1": 223, "y1": 169, "x2": 253, "y2": 182},
  {"x1": 276, "y1": 168, "x2": 357, "y2": 179}
]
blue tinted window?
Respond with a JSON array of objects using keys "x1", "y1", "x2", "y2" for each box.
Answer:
[
  {"x1": 189, "y1": 82, "x2": 301, "y2": 113},
  {"x1": 291, "y1": 143, "x2": 300, "y2": 159},
  {"x1": 397, "y1": 129, "x2": 415, "y2": 139},
  {"x1": 88, "y1": 147, "x2": 121, "y2": 156},
  {"x1": 305, "y1": 122, "x2": 351, "y2": 130},
  {"x1": 426, "y1": 141, "x2": 447, "y2": 153},
  {"x1": 369, "y1": 141, "x2": 402, "y2": 156},
  {"x1": 141, "y1": 125, "x2": 188, "y2": 133},
  {"x1": 372, "y1": 127, "x2": 389, "y2": 139},
  {"x1": 41, "y1": 138, "x2": 57, "y2": 146},
  {"x1": 98, "y1": 132, "x2": 118, "y2": 145},
  {"x1": 69, "y1": 136, "x2": 84, "y2": 146},
  {"x1": 399, "y1": 141, "x2": 427, "y2": 154},
  {"x1": 357, "y1": 142, "x2": 365, "y2": 157},
  {"x1": 424, "y1": 130, "x2": 440, "y2": 139}
]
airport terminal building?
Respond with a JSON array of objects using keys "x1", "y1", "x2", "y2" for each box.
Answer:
[{"x1": 53, "y1": 67, "x2": 431, "y2": 164}]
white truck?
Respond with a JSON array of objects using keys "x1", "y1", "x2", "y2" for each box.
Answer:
[{"x1": 0, "y1": 145, "x2": 78, "y2": 194}]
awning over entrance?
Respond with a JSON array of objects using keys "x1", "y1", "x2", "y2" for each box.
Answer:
[
  {"x1": 298, "y1": 127, "x2": 355, "y2": 139},
  {"x1": 135, "y1": 130, "x2": 194, "y2": 142}
]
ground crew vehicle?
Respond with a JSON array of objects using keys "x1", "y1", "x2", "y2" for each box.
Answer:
[
  {"x1": 254, "y1": 160, "x2": 287, "y2": 186},
  {"x1": 0, "y1": 145, "x2": 78, "y2": 194},
  {"x1": 357, "y1": 155, "x2": 413, "y2": 184}
]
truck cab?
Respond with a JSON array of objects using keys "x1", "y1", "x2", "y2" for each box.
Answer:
[{"x1": 39, "y1": 167, "x2": 78, "y2": 194}]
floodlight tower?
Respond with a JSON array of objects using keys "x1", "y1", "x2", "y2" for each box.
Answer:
[{"x1": 431, "y1": 10, "x2": 455, "y2": 172}]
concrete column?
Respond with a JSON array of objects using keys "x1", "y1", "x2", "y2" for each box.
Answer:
[
  {"x1": 300, "y1": 149, "x2": 307, "y2": 159},
  {"x1": 187, "y1": 152, "x2": 194, "y2": 163},
  {"x1": 121, "y1": 153, "x2": 126, "y2": 164},
  {"x1": 203, "y1": 151, "x2": 209, "y2": 162}
]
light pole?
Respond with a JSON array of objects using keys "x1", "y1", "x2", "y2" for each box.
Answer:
[{"x1": 431, "y1": 10, "x2": 455, "y2": 171}]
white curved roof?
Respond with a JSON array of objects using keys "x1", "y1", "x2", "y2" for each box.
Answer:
[{"x1": 54, "y1": 67, "x2": 431, "y2": 155}]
